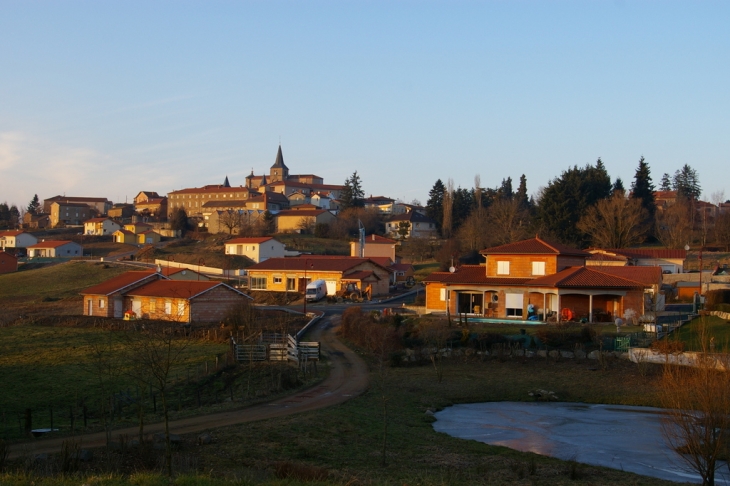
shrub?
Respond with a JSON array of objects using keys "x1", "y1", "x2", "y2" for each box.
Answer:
[{"x1": 706, "y1": 289, "x2": 730, "y2": 311}]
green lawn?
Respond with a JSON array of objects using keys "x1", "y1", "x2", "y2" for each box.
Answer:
[
  {"x1": 0, "y1": 261, "x2": 129, "y2": 301},
  {"x1": 672, "y1": 315, "x2": 730, "y2": 351}
]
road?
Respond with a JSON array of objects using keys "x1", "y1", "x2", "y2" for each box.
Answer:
[{"x1": 8, "y1": 312, "x2": 369, "y2": 459}]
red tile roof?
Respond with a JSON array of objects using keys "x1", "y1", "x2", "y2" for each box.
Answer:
[
  {"x1": 114, "y1": 229, "x2": 135, "y2": 235},
  {"x1": 423, "y1": 265, "x2": 532, "y2": 285},
  {"x1": 369, "y1": 257, "x2": 395, "y2": 269},
  {"x1": 80, "y1": 271, "x2": 157, "y2": 295},
  {"x1": 169, "y1": 186, "x2": 251, "y2": 195},
  {"x1": 275, "y1": 209, "x2": 331, "y2": 217},
  {"x1": 363, "y1": 234, "x2": 398, "y2": 244},
  {"x1": 480, "y1": 237, "x2": 589, "y2": 257},
  {"x1": 590, "y1": 266, "x2": 662, "y2": 287},
  {"x1": 529, "y1": 267, "x2": 645, "y2": 288},
  {"x1": 27, "y1": 240, "x2": 78, "y2": 249},
  {"x1": 0, "y1": 231, "x2": 28, "y2": 237},
  {"x1": 249, "y1": 256, "x2": 386, "y2": 273},
  {"x1": 342, "y1": 270, "x2": 380, "y2": 281},
  {"x1": 226, "y1": 237, "x2": 274, "y2": 244},
  {"x1": 586, "y1": 252, "x2": 628, "y2": 262},
  {"x1": 85, "y1": 218, "x2": 109, "y2": 223},
  {"x1": 127, "y1": 280, "x2": 250, "y2": 299}
]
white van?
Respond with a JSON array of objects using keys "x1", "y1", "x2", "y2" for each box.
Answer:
[{"x1": 305, "y1": 279, "x2": 327, "y2": 302}]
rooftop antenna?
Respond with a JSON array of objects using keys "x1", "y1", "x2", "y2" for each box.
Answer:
[{"x1": 358, "y1": 220, "x2": 365, "y2": 258}]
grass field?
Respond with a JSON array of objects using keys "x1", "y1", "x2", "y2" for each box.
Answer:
[
  {"x1": 197, "y1": 352, "x2": 670, "y2": 485},
  {"x1": 0, "y1": 324, "x2": 229, "y2": 440},
  {"x1": 275, "y1": 234, "x2": 350, "y2": 255}
]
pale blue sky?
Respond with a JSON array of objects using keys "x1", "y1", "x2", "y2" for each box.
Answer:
[{"x1": 1, "y1": 1, "x2": 728, "y2": 209}]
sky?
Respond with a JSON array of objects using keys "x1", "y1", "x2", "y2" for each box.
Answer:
[{"x1": 1, "y1": 1, "x2": 729, "y2": 210}]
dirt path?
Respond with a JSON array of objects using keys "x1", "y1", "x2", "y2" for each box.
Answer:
[{"x1": 9, "y1": 314, "x2": 369, "y2": 459}]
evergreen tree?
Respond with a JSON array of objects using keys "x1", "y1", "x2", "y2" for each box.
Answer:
[
  {"x1": 536, "y1": 160, "x2": 612, "y2": 245},
  {"x1": 515, "y1": 174, "x2": 529, "y2": 209},
  {"x1": 497, "y1": 177, "x2": 513, "y2": 200},
  {"x1": 630, "y1": 156, "x2": 656, "y2": 218},
  {"x1": 26, "y1": 194, "x2": 41, "y2": 215},
  {"x1": 169, "y1": 207, "x2": 189, "y2": 232},
  {"x1": 660, "y1": 173, "x2": 673, "y2": 191},
  {"x1": 451, "y1": 187, "x2": 474, "y2": 231},
  {"x1": 340, "y1": 171, "x2": 365, "y2": 210},
  {"x1": 613, "y1": 178, "x2": 625, "y2": 195},
  {"x1": 673, "y1": 165, "x2": 702, "y2": 200},
  {"x1": 426, "y1": 179, "x2": 445, "y2": 228}
]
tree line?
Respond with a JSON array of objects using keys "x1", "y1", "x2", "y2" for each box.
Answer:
[{"x1": 424, "y1": 158, "x2": 729, "y2": 258}]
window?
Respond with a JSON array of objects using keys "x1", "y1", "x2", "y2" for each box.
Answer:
[
  {"x1": 250, "y1": 277, "x2": 267, "y2": 290},
  {"x1": 505, "y1": 293, "x2": 524, "y2": 317},
  {"x1": 273, "y1": 276, "x2": 283, "y2": 284},
  {"x1": 440, "y1": 288, "x2": 449, "y2": 301},
  {"x1": 286, "y1": 278, "x2": 296, "y2": 291},
  {"x1": 178, "y1": 301, "x2": 185, "y2": 316},
  {"x1": 99, "y1": 299, "x2": 105, "y2": 309},
  {"x1": 497, "y1": 261, "x2": 510, "y2": 275},
  {"x1": 150, "y1": 299, "x2": 156, "y2": 312},
  {"x1": 165, "y1": 301, "x2": 172, "y2": 314},
  {"x1": 532, "y1": 261, "x2": 546, "y2": 276}
]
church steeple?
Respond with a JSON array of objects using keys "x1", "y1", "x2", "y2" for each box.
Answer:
[
  {"x1": 269, "y1": 145, "x2": 289, "y2": 183},
  {"x1": 223, "y1": 175, "x2": 230, "y2": 188}
]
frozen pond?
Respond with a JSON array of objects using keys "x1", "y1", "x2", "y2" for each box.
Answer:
[{"x1": 433, "y1": 402, "x2": 730, "y2": 484}]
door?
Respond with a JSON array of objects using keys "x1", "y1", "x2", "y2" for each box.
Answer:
[
  {"x1": 114, "y1": 298, "x2": 123, "y2": 318},
  {"x1": 132, "y1": 300, "x2": 142, "y2": 318},
  {"x1": 87, "y1": 299, "x2": 92, "y2": 316}
]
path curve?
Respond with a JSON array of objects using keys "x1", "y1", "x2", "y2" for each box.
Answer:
[{"x1": 9, "y1": 314, "x2": 368, "y2": 458}]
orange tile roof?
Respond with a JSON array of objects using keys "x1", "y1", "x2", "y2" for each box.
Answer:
[
  {"x1": 0, "y1": 230, "x2": 27, "y2": 237},
  {"x1": 80, "y1": 270, "x2": 157, "y2": 295},
  {"x1": 481, "y1": 237, "x2": 589, "y2": 257}
]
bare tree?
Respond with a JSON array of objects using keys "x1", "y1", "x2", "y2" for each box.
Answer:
[
  {"x1": 125, "y1": 322, "x2": 191, "y2": 477},
  {"x1": 487, "y1": 197, "x2": 530, "y2": 246},
  {"x1": 659, "y1": 322, "x2": 730, "y2": 486},
  {"x1": 656, "y1": 198, "x2": 694, "y2": 248},
  {"x1": 219, "y1": 210, "x2": 243, "y2": 235},
  {"x1": 714, "y1": 212, "x2": 730, "y2": 251},
  {"x1": 577, "y1": 193, "x2": 648, "y2": 248},
  {"x1": 296, "y1": 216, "x2": 316, "y2": 234}
]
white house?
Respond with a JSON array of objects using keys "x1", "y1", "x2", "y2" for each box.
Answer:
[
  {"x1": 83, "y1": 218, "x2": 121, "y2": 236},
  {"x1": 224, "y1": 237, "x2": 298, "y2": 263},
  {"x1": 0, "y1": 230, "x2": 38, "y2": 250},
  {"x1": 27, "y1": 240, "x2": 83, "y2": 258}
]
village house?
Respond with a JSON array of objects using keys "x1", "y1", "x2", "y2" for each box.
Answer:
[
  {"x1": 124, "y1": 280, "x2": 252, "y2": 322},
  {"x1": 0, "y1": 251, "x2": 18, "y2": 274},
  {"x1": 108, "y1": 203, "x2": 135, "y2": 220},
  {"x1": 22, "y1": 213, "x2": 51, "y2": 229},
  {"x1": 113, "y1": 229, "x2": 137, "y2": 244},
  {"x1": 350, "y1": 234, "x2": 399, "y2": 263},
  {"x1": 224, "y1": 237, "x2": 298, "y2": 263},
  {"x1": 247, "y1": 256, "x2": 391, "y2": 297},
  {"x1": 424, "y1": 237, "x2": 660, "y2": 323},
  {"x1": 83, "y1": 218, "x2": 121, "y2": 236},
  {"x1": 385, "y1": 211, "x2": 439, "y2": 239},
  {"x1": 168, "y1": 178, "x2": 253, "y2": 218},
  {"x1": 587, "y1": 248, "x2": 687, "y2": 274},
  {"x1": 275, "y1": 208, "x2": 336, "y2": 233},
  {"x1": 136, "y1": 230, "x2": 161, "y2": 245},
  {"x1": 124, "y1": 222, "x2": 154, "y2": 234},
  {"x1": 50, "y1": 202, "x2": 94, "y2": 227},
  {"x1": 43, "y1": 196, "x2": 112, "y2": 215},
  {"x1": 81, "y1": 270, "x2": 164, "y2": 318},
  {"x1": 0, "y1": 230, "x2": 38, "y2": 250},
  {"x1": 27, "y1": 240, "x2": 83, "y2": 258}
]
